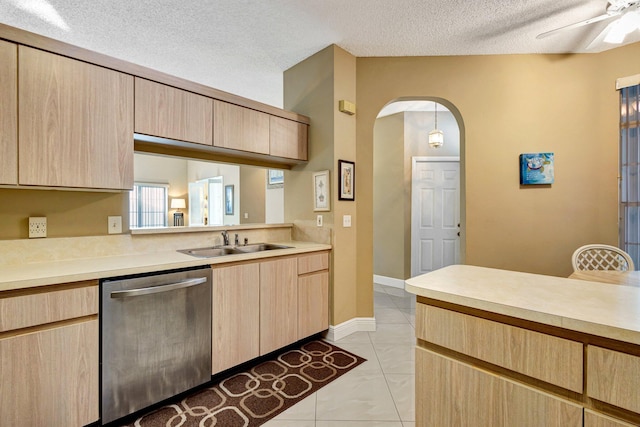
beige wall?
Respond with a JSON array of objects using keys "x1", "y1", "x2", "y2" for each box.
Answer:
[
  {"x1": 0, "y1": 189, "x2": 127, "y2": 239},
  {"x1": 284, "y1": 45, "x2": 363, "y2": 324},
  {"x1": 240, "y1": 166, "x2": 266, "y2": 224},
  {"x1": 358, "y1": 43, "x2": 640, "y2": 279},
  {"x1": 373, "y1": 113, "x2": 405, "y2": 278}
]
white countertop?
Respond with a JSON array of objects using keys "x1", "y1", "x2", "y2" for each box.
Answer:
[
  {"x1": 0, "y1": 241, "x2": 331, "y2": 292},
  {"x1": 405, "y1": 265, "x2": 640, "y2": 345}
]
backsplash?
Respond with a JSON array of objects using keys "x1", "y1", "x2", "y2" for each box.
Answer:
[{"x1": 0, "y1": 225, "x2": 294, "y2": 266}]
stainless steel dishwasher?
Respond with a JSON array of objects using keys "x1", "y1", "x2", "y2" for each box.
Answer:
[{"x1": 100, "y1": 266, "x2": 212, "y2": 424}]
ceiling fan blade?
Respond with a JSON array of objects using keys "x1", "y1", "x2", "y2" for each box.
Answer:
[
  {"x1": 586, "y1": 8, "x2": 640, "y2": 48},
  {"x1": 536, "y1": 12, "x2": 618, "y2": 39},
  {"x1": 585, "y1": 19, "x2": 619, "y2": 49}
]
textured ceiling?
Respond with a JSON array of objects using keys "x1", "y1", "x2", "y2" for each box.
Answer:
[{"x1": 1, "y1": 0, "x2": 638, "y2": 107}]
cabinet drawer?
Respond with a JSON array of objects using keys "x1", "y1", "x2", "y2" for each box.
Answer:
[
  {"x1": 298, "y1": 252, "x2": 329, "y2": 275},
  {"x1": 416, "y1": 304, "x2": 583, "y2": 392},
  {"x1": 588, "y1": 346, "x2": 640, "y2": 413},
  {"x1": 416, "y1": 347, "x2": 583, "y2": 427},
  {"x1": 0, "y1": 282, "x2": 98, "y2": 332},
  {"x1": 0, "y1": 319, "x2": 99, "y2": 426},
  {"x1": 584, "y1": 409, "x2": 638, "y2": 427}
]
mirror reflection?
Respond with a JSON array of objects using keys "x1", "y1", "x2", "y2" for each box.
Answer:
[{"x1": 131, "y1": 153, "x2": 285, "y2": 229}]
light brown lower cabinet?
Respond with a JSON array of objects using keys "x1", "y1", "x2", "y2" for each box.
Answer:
[
  {"x1": 212, "y1": 252, "x2": 329, "y2": 373},
  {"x1": 260, "y1": 257, "x2": 298, "y2": 355},
  {"x1": 211, "y1": 262, "x2": 260, "y2": 374},
  {"x1": 584, "y1": 410, "x2": 638, "y2": 427},
  {"x1": 298, "y1": 271, "x2": 329, "y2": 339},
  {"x1": 297, "y1": 251, "x2": 329, "y2": 339},
  {"x1": 587, "y1": 345, "x2": 640, "y2": 414},
  {"x1": 416, "y1": 347, "x2": 583, "y2": 427},
  {"x1": 0, "y1": 319, "x2": 99, "y2": 427}
]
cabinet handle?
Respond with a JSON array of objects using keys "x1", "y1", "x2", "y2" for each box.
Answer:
[{"x1": 110, "y1": 277, "x2": 207, "y2": 298}]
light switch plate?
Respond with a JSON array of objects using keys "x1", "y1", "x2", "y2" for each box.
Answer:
[
  {"x1": 317, "y1": 215, "x2": 323, "y2": 227},
  {"x1": 343, "y1": 215, "x2": 352, "y2": 227},
  {"x1": 28, "y1": 217, "x2": 47, "y2": 238},
  {"x1": 108, "y1": 216, "x2": 122, "y2": 234}
]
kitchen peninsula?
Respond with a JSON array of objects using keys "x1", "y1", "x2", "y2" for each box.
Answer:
[{"x1": 406, "y1": 265, "x2": 640, "y2": 427}]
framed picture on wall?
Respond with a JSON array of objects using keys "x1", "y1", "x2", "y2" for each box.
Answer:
[
  {"x1": 338, "y1": 160, "x2": 355, "y2": 201},
  {"x1": 313, "y1": 170, "x2": 330, "y2": 211},
  {"x1": 225, "y1": 185, "x2": 234, "y2": 215},
  {"x1": 519, "y1": 153, "x2": 554, "y2": 185},
  {"x1": 267, "y1": 169, "x2": 284, "y2": 189}
]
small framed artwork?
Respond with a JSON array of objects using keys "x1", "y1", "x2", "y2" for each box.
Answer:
[
  {"x1": 519, "y1": 153, "x2": 554, "y2": 185},
  {"x1": 313, "y1": 170, "x2": 330, "y2": 211},
  {"x1": 338, "y1": 160, "x2": 355, "y2": 201},
  {"x1": 267, "y1": 169, "x2": 284, "y2": 189},
  {"x1": 225, "y1": 185, "x2": 234, "y2": 215}
]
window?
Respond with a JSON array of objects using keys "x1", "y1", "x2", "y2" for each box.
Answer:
[
  {"x1": 620, "y1": 84, "x2": 640, "y2": 266},
  {"x1": 129, "y1": 183, "x2": 168, "y2": 228}
]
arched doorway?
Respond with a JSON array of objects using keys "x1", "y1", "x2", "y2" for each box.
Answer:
[{"x1": 372, "y1": 98, "x2": 465, "y2": 287}]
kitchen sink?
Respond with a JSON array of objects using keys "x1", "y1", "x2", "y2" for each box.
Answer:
[
  {"x1": 234, "y1": 243, "x2": 292, "y2": 253},
  {"x1": 178, "y1": 243, "x2": 292, "y2": 258},
  {"x1": 178, "y1": 247, "x2": 243, "y2": 258}
]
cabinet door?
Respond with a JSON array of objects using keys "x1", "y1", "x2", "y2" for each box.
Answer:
[
  {"x1": 0, "y1": 40, "x2": 17, "y2": 185},
  {"x1": 587, "y1": 345, "x2": 640, "y2": 413},
  {"x1": 269, "y1": 116, "x2": 308, "y2": 160},
  {"x1": 135, "y1": 78, "x2": 213, "y2": 146},
  {"x1": 416, "y1": 347, "x2": 583, "y2": 427},
  {"x1": 584, "y1": 410, "x2": 638, "y2": 427},
  {"x1": 260, "y1": 257, "x2": 298, "y2": 355},
  {"x1": 211, "y1": 263, "x2": 260, "y2": 374},
  {"x1": 214, "y1": 100, "x2": 269, "y2": 154},
  {"x1": 298, "y1": 270, "x2": 329, "y2": 339},
  {"x1": 18, "y1": 46, "x2": 134, "y2": 189},
  {"x1": 0, "y1": 319, "x2": 99, "y2": 426}
]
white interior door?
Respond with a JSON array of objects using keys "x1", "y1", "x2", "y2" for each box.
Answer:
[
  {"x1": 411, "y1": 157, "x2": 460, "y2": 276},
  {"x1": 208, "y1": 177, "x2": 224, "y2": 226}
]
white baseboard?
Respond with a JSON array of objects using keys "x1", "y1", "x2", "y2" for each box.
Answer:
[
  {"x1": 324, "y1": 317, "x2": 376, "y2": 342},
  {"x1": 373, "y1": 275, "x2": 405, "y2": 289}
]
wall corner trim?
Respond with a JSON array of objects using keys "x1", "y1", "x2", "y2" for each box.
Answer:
[
  {"x1": 373, "y1": 274, "x2": 405, "y2": 289},
  {"x1": 324, "y1": 317, "x2": 376, "y2": 341}
]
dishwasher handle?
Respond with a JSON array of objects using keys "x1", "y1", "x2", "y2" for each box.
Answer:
[{"x1": 110, "y1": 277, "x2": 207, "y2": 298}]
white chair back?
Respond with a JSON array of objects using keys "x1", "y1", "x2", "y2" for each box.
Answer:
[{"x1": 571, "y1": 244, "x2": 635, "y2": 272}]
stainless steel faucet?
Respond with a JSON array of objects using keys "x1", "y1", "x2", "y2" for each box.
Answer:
[
  {"x1": 221, "y1": 231, "x2": 229, "y2": 245},
  {"x1": 234, "y1": 233, "x2": 239, "y2": 246}
]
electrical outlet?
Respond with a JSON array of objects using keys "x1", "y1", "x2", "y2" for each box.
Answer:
[
  {"x1": 108, "y1": 216, "x2": 122, "y2": 234},
  {"x1": 29, "y1": 217, "x2": 47, "y2": 238},
  {"x1": 317, "y1": 215, "x2": 323, "y2": 227},
  {"x1": 343, "y1": 215, "x2": 352, "y2": 227}
]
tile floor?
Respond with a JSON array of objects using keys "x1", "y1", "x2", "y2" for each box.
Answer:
[{"x1": 264, "y1": 282, "x2": 416, "y2": 427}]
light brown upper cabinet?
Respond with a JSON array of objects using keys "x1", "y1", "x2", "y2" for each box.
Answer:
[
  {"x1": 18, "y1": 46, "x2": 134, "y2": 190},
  {"x1": 213, "y1": 100, "x2": 270, "y2": 155},
  {"x1": 134, "y1": 78, "x2": 213, "y2": 146},
  {"x1": 0, "y1": 41, "x2": 17, "y2": 185},
  {"x1": 270, "y1": 116, "x2": 308, "y2": 161}
]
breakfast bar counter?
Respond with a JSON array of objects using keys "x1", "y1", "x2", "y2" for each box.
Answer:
[{"x1": 405, "y1": 265, "x2": 640, "y2": 426}]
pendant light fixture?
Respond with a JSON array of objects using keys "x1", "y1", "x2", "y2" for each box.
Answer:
[{"x1": 428, "y1": 102, "x2": 444, "y2": 148}]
